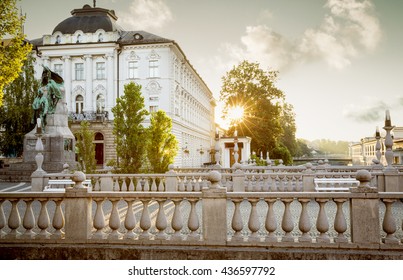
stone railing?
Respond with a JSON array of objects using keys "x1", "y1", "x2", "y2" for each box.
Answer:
[{"x1": 1, "y1": 170, "x2": 402, "y2": 250}]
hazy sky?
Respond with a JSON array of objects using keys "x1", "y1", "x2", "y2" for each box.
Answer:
[{"x1": 19, "y1": 0, "x2": 403, "y2": 142}]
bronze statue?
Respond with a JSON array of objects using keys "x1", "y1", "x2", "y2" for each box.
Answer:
[
  {"x1": 32, "y1": 66, "x2": 64, "y2": 132},
  {"x1": 41, "y1": 66, "x2": 64, "y2": 114}
]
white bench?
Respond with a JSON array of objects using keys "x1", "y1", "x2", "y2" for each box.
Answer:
[
  {"x1": 314, "y1": 178, "x2": 359, "y2": 192},
  {"x1": 43, "y1": 179, "x2": 92, "y2": 192}
]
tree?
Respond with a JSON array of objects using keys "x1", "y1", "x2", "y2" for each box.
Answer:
[
  {"x1": 112, "y1": 82, "x2": 148, "y2": 173},
  {"x1": 279, "y1": 103, "x2": 298, "y2": 157},
  {"x1": 0, "y1": 0, "x2": 32, "y2": 106},
  {"x1": 146, "y1": 110, "x2": 178, "y2": 173},
  {"x1": 0, "y1": 52, "x2": 39, "y2": 157},
  {"x1": 75, "y1": 121, "x2": 96, "y2": 174},
  {"x1": 220, "y1": 60, "x2": 294, "y2": 162}
]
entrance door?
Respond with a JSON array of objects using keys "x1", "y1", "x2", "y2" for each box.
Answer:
[{"x1": 94, "y1": 133, "x2": 104, "y2": 165}]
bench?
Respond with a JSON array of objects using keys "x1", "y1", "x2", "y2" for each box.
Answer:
[
  {"x1": 43, "y1": 179, "x2": 92, "y2": 192},
  {"x1": 314, "y1": 178, "x2": 359, "y2": 192}
]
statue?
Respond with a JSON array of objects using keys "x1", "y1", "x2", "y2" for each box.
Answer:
[
  {"x1": 32, "y1": 66, "x2": 64, "y2": 131},
  {"x1": 41, "y1": 66, "x2": 64, "y2": 114},
  {"x1": 32, "y1": 88, "x2": 49, "y2": 131}
]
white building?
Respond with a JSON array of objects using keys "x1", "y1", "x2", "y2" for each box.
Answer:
[{"x1": 30, "y1": 4, "x2": 216, "y2": 168}]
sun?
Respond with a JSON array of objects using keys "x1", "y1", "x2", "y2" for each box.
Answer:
[{"x1": 228, "y1": 106, "x2": 244, "y2": 124}]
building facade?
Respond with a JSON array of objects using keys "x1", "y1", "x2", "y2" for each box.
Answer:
[
  {"x1": 351, "y1": 127, "x2": 403, "y2": 166},
  {"x1": 30, "y1": 4, "x2": 216, "y2": 168}
]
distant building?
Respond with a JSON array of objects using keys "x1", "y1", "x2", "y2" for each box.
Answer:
[
  {"x1": 29, "y1": 4, "x2": 216, "y2": 168},
  {"x1": 351, "y1": 127, "x2": 403, "y2": 165}
]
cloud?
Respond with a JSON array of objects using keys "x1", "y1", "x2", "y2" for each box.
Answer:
[
  {"x1": 117, "y1": 0, "x2": 173, "y2": 31},
  {"x1": 220, "y1": 0, "x2": 382, "y2": 71},
  {"x1": 343, "y1": 100, "x2": 390, "y2": 123}
]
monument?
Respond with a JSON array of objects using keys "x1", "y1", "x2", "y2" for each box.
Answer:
[{"x1": 10, "y1": 66, "x2": 77, "y2": 175}]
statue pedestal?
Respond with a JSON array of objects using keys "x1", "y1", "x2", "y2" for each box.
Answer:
[{"x1": 12, "y1": 102, "x2": 77, "y2": 174}]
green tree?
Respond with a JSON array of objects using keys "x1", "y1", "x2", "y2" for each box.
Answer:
[
  {"x1": 0, "y1": 0, "x2": 32, "y2": 106},
  {"x1": 0, "y1": 53, "x2": 39, "y2": 156},
  {"x1": 221, "y1": 60, "x2": 297, "y2": 163},
  {"x1": 75, "y1": 121, "x2": 96, "y2": 174},
  {"x1": 279, "y1": 103, "x2": 298, "y2": 158},
  {"x1": 146, "y1": 110, "x2": 178, "y2": 173},
  {"x1": 112, "y1": 82, "x2": 148, "y2": 173}
]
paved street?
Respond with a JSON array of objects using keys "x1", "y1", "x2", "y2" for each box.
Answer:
[{"x1": 0, "y1": 182, "x2": 31, "y2": 192}]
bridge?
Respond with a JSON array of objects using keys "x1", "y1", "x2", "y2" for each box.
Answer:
[{"x1": 1, "y1": 163, "x2": 403, "y2": 260}]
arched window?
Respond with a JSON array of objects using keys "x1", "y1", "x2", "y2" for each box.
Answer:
[
  {"x1": 76, "y1": 34, "x2": 82, "y2": 43},
  {"x1": 95, "y1": 132, "x2": 104, "y2": 141},
  {"x1": 56, "y1": 35, "x2": 61, "y2": 44},
  {"x1": 98, "y1": 33, "x2": 103, "y2": 42},
  {"x1": 75, "y1": 95, "x2": 84, "y2": 114}
]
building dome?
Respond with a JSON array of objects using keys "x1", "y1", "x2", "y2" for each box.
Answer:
[{"x1": 52, "y1": 4, "x2": 123, "y2": 34}]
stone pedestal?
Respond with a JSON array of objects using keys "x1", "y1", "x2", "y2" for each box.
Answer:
[{"x1": 11, "y1": 101, "x2": 77, "y2": 174}]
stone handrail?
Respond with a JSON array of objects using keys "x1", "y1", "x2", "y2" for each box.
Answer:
[{"x1": 1, "y1": 170, "x2": 402, "y2": 249}]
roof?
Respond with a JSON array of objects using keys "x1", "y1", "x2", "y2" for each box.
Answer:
[
  {"x1": 118, "y1": 31, "x2": 173, "y2": 45},
  {"x1": 52, "y1": 4, "x2": 123, "y2": 34}
]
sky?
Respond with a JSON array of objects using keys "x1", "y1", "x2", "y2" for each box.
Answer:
[{"x1": 19, "y1": 0, "x2": 403, "y2": 142}]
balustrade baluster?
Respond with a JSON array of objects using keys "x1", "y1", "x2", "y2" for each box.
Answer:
[
  {"x1": 298, "y1": 198, "x2": 312, "y2": 242},
  {"x1": 278, "y1": 175, "x2": 285, "y2": 192},
  {"x1": 52, "y1": 199, "x2": 65, "y2": 239},
  {"x1": 124, "y1": 199, "x2": 137, "y2": 239},
  {"x1": 37, "y1": 199, "x2": 51, "y2": 239},
  {"x1": 94, "y1": 177, "x2": 100, "y2": 191},
  {"x1": 113, "y1": 177, "x2": 120, "y2": 191},
  {"x1": 22, "y1": 199, "x2": 36, "y2": 239},
  {"x1": 7, "y1": 199, "x2": 21, "y2": 238},
  {"x1": 92, "y1": 198, "x2": 106, "y2": 239},
  {"x1": 187, "y1": 199, "x2": 200, "y2": 241},
  {"x1": 136, "y1": 178, "x2": 142, "y2": 191},
  {"x1": 144, "y1": 178, "x2": 150, "y2": 191},
  {"x1": 155, "y1": 199, "x2": 168, "y2": 240},
  {"x1": 262, "y1": 175, "x2": 270, "y2": 192},
  {"x1": 264, "y1": 198, "x2": 278, "y2": 242},
  {"x1": 0, "y1": 200, "x2": 5, "y2": 238},
  {"x1": 194, "y1": 178, "x2": 201, "y2": 191},
  {"x1": 179, "y1": 177, "x2": 185, "y2": 191},
  {"x1": 108, "y1": 199, "x2": 122, "y2": 239},
  {"x1": 247, "y1": 176, "x2": 253, "y2": 192},
  {"x1": 139, "y1": 200, "x2": 152, "y2": 239},
  {"x1": 281, "y1": 198, "x2": 294, "y2": 242},
  {"x1": 186, "y1": 177, "x2": 193, "y2": 192},
  {"x1": 121, "y1": 179, "x2": 128, "y2": 192},
  {"x1": 171, "y1": 199, "x2": 184, "y2": 241},
  {"x1": 158, "y1": 179, "x2": 165, "y2": 192},
  {"x1": 151, "y1": 178, "x2": 158, "y2": 191},
  {"x1": 248, "y1": 199, "x2": 260, "y2": 242},
  {"x1": 382, "y1": 198, "x2": 399, "y2": 244},
  {"x1": 333, "y1": 198, "x2": 348, "y2": 243},
  {"x1": 128, "y1": 177, "x2": 135, "y2": 191},
  {"x1": 316, "y1": 198, "x2": 330, "y2": 243},
  {"x1": 231, "y1": 199, "x2": 244, "y2": 241}
]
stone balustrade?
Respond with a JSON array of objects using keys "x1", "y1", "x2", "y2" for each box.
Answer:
[{"x1": 1, "y1": 170, "x2": 403, "y2": 251}]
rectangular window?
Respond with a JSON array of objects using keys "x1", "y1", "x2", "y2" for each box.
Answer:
[
  {"x1": 75, "y1": 63, "x2": 84, "y2": 80},
  {"x1": 96, "y1": 62, "x2": 106, "y2": 80},
  {"x1": 149, "y1": 105, "x2": 158, "y2": 113},
  {"x1": 149, "y1": 60, "x2": 159, "y2": 78},
  {"x1": 53, "y1": 64, "x2": 63, "y2": 77},
  {"x1": 128, "y1": 61, "x2": 139, "y2": 79}
]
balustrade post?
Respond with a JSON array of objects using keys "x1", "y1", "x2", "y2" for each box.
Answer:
[
  {"x1": 64, "y1": 171, "x2": 92, "y2": 240},
  {"x1": 100, "y1": 170, "x2": 113, "y2": 191},
  {"x1": 202, "y1": 171, "x2": 227, "y2": 245},
  {"x1": 232, "y1": 165, "x2": 245, "y2": 192},
  {"x1": 165, "y1": 165, "x2": 178, "y2": 192},
  {"x1": 350, "y1": 170, "x2": 380, "y2": 244},
  {"x1": 302, "y1": 163, "x2": 315, "y2": 192}
]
